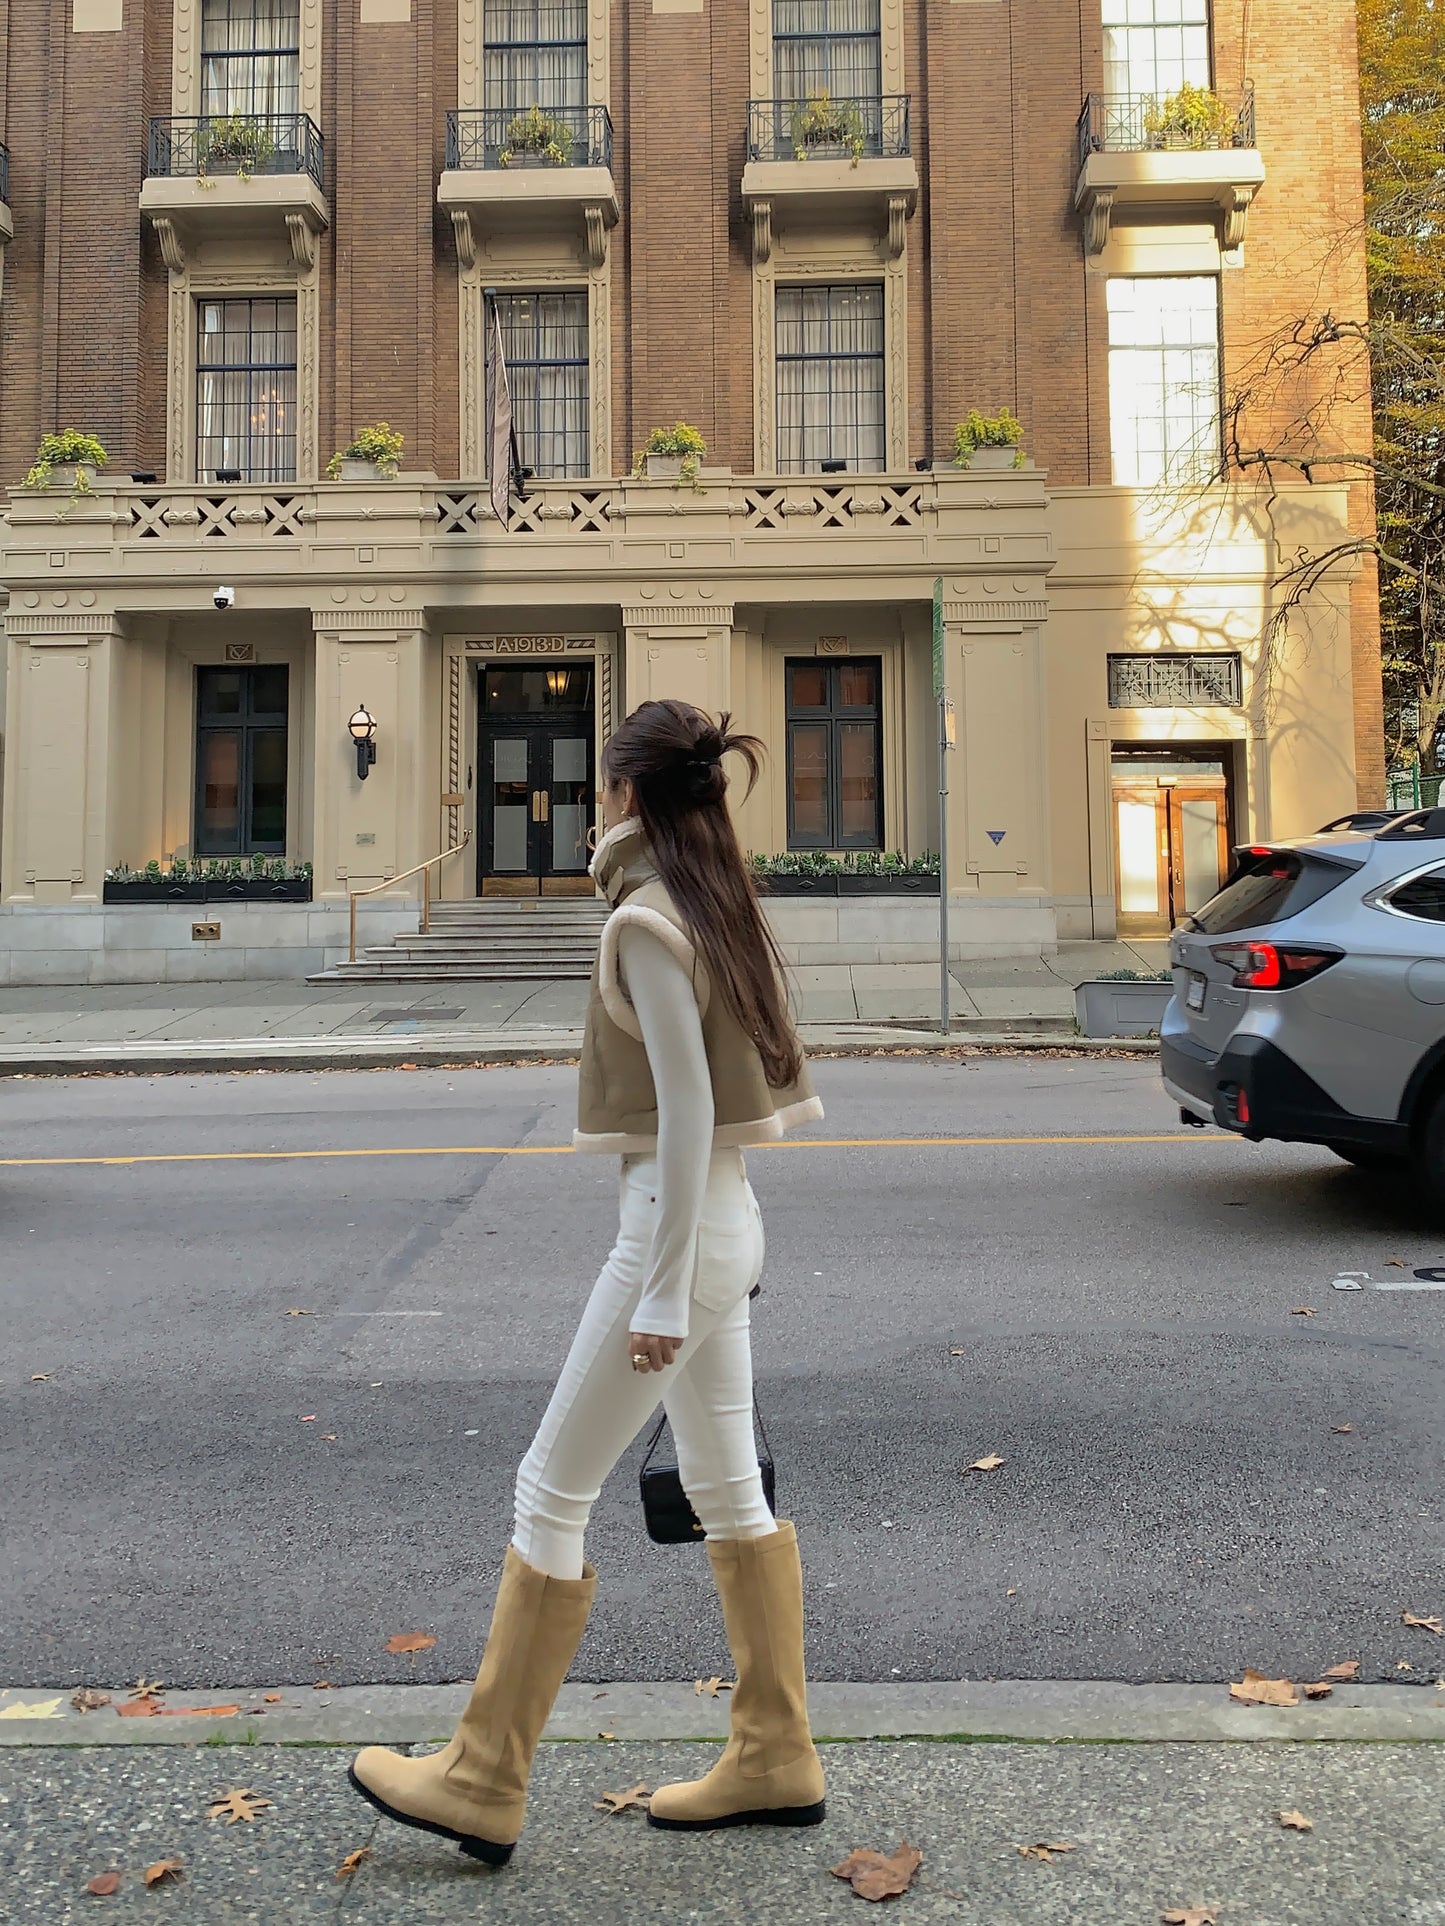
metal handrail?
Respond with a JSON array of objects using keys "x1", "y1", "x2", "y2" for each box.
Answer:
[
  {"x1": 746, "y1": 95, "x2": 911, "y2": 163},
  {"x1": 348, "y1": 831, "x2": 471, "y2": 964},
  {"x1": 147, "y1": 112, "x2": 326, "y2": 190},
  {"x1": 1076, "y1": 87, "x2": 1257, "y2": 168},
  {"x1": 446, "y1": 104, "x2": 614, "y2": 171}
]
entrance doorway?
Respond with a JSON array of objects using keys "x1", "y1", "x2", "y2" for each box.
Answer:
[
  {"x1": 1111, "y1": 749, "x2": 1232, "y2": 935},
  {"x1": 477, "y1": 662, "x2": 596, "y2": 896}
]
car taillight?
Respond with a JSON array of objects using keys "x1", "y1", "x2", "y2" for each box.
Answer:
[{"x1": 1209, "y1": 941, "x2": 1343, "y2": 989}]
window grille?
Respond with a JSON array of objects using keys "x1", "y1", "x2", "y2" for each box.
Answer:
[
  {"x1": 196, "y1": 296, "x2": 297, "y2": 485},
  {"x1": 1107, "y1": 653, "x2": 1242, "y2": 708}
]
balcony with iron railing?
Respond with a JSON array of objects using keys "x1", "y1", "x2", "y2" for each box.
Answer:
[
  {"x1": 741, "y1": 95, "x2": 918, "y2": 263},
  {"x1": 140, "y1": 113, "x2": 329, "y2": 270},
  {"x1": 1074, "y1": 86, "x2": 1264, "y2": 255},
  {"x1": 440, "y1": 103, "x2": 619, "y2": 268}
]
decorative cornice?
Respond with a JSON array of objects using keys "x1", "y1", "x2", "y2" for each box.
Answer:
[
  {"x1": 312, "y1": 607, "x2": 427, "y2": 633},
  {"x1": 945, "y1": 599, "x2": 1049, "y2": 624},
  {"x1": 622, "y1": 604, "x2": 735, "y2": 629},
  {"x1": 7, "y1": 612, "x2": 122, "y2": 640}
]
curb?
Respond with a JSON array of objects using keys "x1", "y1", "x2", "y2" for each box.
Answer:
[
  {"x1": 1, "y1": 1679, "x2": 1438, "y2": 1748},
  {"x1": 0, "y1": 1032, "x2": 1159, "y2": 1078}
]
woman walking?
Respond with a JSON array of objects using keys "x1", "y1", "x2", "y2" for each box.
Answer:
[{"x1": 349, "y1": 698, "x2": 827, "y2": 1865}]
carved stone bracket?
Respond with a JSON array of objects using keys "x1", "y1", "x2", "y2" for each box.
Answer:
[
  {"x1": 1222, "y1": 185, "x2": 1256, "y2": 251},
  {"x1": 751, "y1": 199, "x2": 772, "y2": 266},
  {"x1": 882, "y1": 194, "x2": 909, "y2": 262},
  {"x1": 584, "y1": 204, "x2": 608, "y2": 269},
  {"x1": 451, "y1": 208, "x2": 477, "y2": 271},
  {"x1": 1083, "y1": 187, "x2": 1115, "y2": 255},
  {"x1": 286, "y1": 213, "x2": 319, "y2": 269},
  {"x1": 153, "y1": 217, "x2": 187, "y2": 274}
]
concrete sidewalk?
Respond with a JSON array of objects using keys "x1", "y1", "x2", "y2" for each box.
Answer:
[
  {"x1": 2, "y1": 1688, "x2": 1439, "y2": 1924},
  {"x1": 0, "y1": 941, "x2": 1167, "y2": 1074}
]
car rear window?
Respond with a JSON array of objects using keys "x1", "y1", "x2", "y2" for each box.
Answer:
[
  {"x1": 1186, "y1": 850, "x2": 1357, "y2": 935},
  {"x1": 1387, "y1": 867, "x2": 1445, "y2": 923}
]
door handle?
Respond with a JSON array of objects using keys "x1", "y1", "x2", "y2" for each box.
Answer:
[
  {"x1": 540, "y1": 791, "x2": 550, "y2": 824},
  {"x1": 530, "y1": 790, "x2": 541, "y2": 823}
]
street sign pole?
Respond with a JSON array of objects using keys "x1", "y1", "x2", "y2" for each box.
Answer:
[{"x1": 933, "y1": 576, "x2": 950, "y2": 1035}]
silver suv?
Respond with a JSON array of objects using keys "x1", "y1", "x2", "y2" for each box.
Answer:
[{"x1": 1161, "y1": 808, "x2": 1445, "y2": 1194}]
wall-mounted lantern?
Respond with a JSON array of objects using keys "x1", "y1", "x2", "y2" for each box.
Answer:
[{"x1": 349, "y1": 703, "x2": 377, "y2": 781}]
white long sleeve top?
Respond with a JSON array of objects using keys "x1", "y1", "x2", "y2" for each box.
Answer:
[{"x1": 616, "y1": 919, "x2": 719, "y2": 1341}]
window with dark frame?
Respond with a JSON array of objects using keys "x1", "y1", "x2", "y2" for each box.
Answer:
[
  {"x1": 495, "y1": 290, "x2": 590, "y2": 479},
  {"x1": 196, "y1": 296, "x2": 297, "y2": 485},
  {"x1": 483, "y1": 0, "x2": 587, "y2": 114},
  {"x1": 195, "y1": 664, "x2": 289, "y2": 857},
  {"x1": 772, "y1": 0, "x2": 882, "y2": 103},
  {"x1": 776, "y1": 283, "x2": 885, "y2": 474},
  {"x1": 201, "y1": 0, "x2": 301, "y2": 118},
  {"x1": 785, "y1": 657, "x2": 883, "y2": 850}
]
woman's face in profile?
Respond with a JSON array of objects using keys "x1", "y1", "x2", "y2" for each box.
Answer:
[{"x1": 601, "y1": 775, "x2": 636, "y2": 832}]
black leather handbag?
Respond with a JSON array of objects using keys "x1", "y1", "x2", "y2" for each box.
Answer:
[{"x1": 639, "y1": 1394, "x2": 775, "y2": 1544}]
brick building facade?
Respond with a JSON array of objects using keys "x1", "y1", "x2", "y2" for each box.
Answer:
[{"x1": 0, "y1": 0, "x2": 1381, "y2": 983}]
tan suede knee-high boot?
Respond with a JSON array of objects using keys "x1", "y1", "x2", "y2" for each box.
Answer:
[
  {"x1": 349, "y1": 1547, "x2": 596, "y2": 1865},
  {"x1": 648, "y1": 1521, "x2": 825, "y2": 1831}
]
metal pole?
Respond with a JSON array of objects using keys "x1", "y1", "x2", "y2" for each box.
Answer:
[{"x1": 933, "y1": 575, "x2": 949, "y2": 1036}]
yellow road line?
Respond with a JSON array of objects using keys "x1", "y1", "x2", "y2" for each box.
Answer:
[{"x1": 0, "y1": 1132, "x2": 1231, "y2": 1169}]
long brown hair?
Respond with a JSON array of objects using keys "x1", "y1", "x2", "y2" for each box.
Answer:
[{"x1": 601, "y1": 699, "x2": 802, "y2": 1088}]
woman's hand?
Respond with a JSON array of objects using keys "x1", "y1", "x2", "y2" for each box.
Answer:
[{"x1": 628, "y1": 1331, "x2": 683, "y2": 1374}]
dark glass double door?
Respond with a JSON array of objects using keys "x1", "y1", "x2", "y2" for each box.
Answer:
[{"x1": 478, "y1": 663, "x2": 596, "y2": 895}]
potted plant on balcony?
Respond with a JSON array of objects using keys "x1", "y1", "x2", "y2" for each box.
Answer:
[
  {"x1": 953, "y1": 408, "x2": 1025, "y2": 471},
  {"x1": 1074, "y1": 967, "x2": 1175, "y2": 1037},
  {"x1": 203, "y1": 855, "x2": 313, "y2": 901},
  {"x1": 326, "y1": 423, "x2": 404, "y2": 482},
  {"x1": 632, "y1": 421, "x2": 707, "y2": 488},
  {"x1": 196, "y1": 113, "x2": 277, "y2": 180},
  {"x1": 1141, "y1": 83, "x2": 1237, "y2": 151},
  {"x1": 789, "y1": 89, "x2": 866, "y2": 165},
  {"x1": 498, "y1": 104, "x2": 574, "y2": 168},
  {"x1": 23, "y1": 429, "x2": 108, "y2": 500},
  {"x1": 103, "y1": 859, "x2": 207, "y2": 904}
]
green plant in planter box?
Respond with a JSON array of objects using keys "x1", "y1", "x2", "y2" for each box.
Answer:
[
  {"x1": 1141, "y1": 84, "x2": 1236, "y2": 151},
  {"x1": 198, "y1": 114, "x2": 276, "y2": 179},
  {"x1": 498, "y1": 104, "x2": 574, "y2": 168},
  {"x1": 326, "y1": 422, "x2": 404, "y2": 480},
  {"x1": 631, "y1": 421, "x2": 708, "y2": 491},
  {"x1": 790, "y1": 89, "x2": 866, "y2": 164},
  {"x1": 953, "y1": 409, "x2": 1026, "y2": 466},
  {"x1": 22, "y1": 429, "x2": 109, "y2": 496}
]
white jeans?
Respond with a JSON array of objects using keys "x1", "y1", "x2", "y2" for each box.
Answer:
[{"x1": 513, "y1": 1149, "x2": 775, "y2": 1580}]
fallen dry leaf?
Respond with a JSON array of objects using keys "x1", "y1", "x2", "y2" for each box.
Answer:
[
  {"x1": 1301, "y1": 1682, "x2": 1333, "y2": 1700},
  {"x1": 1290, "y1": 1306, "x2": 1317, "y2": 1317},
  {"x1": 1276, "y1": 1809, "x2": 1313, "y2": 1832},
  {"x1": 1332, "y1": 1425, "x2": 1353, "y2": 1434},
  {"x1": 85, "y1": 1871, "x2": 121, "y2": 1896},
  {"x1": 598, "y1": 1730, "x2": 616, "y2": 1741},
  {"x1": 1403, "y1": 1612, "x2": 1444, "y2": 1636},
  {"x1": 963, "y1": 1453, "x2": 1006, "y2": 1474},
  {"x1": 831, "y1": 1841, "x2": 924, "y2": 1902},
  {"x1": 593, "y1": 1781, "x2": 651, "y2": 1816},
  {"x1": 399, "y1": 1062, "x2": 419, "y2": 1071},
  {"x1": 116, "y1": 1697, "x2": 162, "y2": 1718},
  {"x1": 1229, "y1": 1670, "x2": 1299, "y2": 1707},
  {"x1": 1388, "y1": 1257, "x2": 1406, "y2": 1267},
  {"x1": 949, "y1": 1347, "x2": 967, "y2": 1356},
  {"x1": 0, "y1": 1696, "x2": 65, "y2": 1720},
  {"x1": 30, "y1": 1374, "x2": 48, "y2": 1383},
  {"x1": 156, "y1": 1704, "x2": 240, "y2": 1719},
  {"x1": 1160, "y1": 1911, "x2": 1221, "y2": 1926},
  {"x1": 1322, "y1": 1660, "x2": 1360, "y2": 1680},
  {"x1": 321, "y1": 1434, "x2": 338, "y2": 1442},
  {"x1": 263, "y1": 1693, "x2": 281, "y2": 1704},
  {"x1": 128, "y1": 1678, "x2": 165, "y2": 1701},
  {"x1": 1017, "y1": 1841, "x2": 1075, "y2": 1862},
  {"x1": 285, "y1": 1308, "x2": 314, "y2": 1316},
  {"x1": 384, "y1": 1631, "x2": 437, "y2": 1656},
  {"x1": 70, "y1": 1688, "x2": 111, "y2": 1713},
  {"x1": 336, "y1": 1848, "x2": 372, "y2": 1880},
  {"x1": 313, "y1": 1681, "x2": 333, "y2": 1691},
  {"x1": 693, "y1": 1676, "x2": 733, "y2": 1697},
  {"x1": 299, "y1": 1415, "x2": 317, "y2": 1423},
  {"x1": 207, "y1": 1788, "x2": 273, "y2": 1825},
  {"x1": 143, "y1": 1859, "x2": 184, "y2": 1888}
]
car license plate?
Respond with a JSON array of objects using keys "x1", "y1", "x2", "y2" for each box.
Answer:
[{"x1": 1186, "y1": 973, "x2": 1207, "y2": 1012}]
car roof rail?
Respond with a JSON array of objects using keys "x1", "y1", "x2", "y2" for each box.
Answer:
[
  {"x1": 1377, "y1": 806, "x2": 1445, "y2": 840},
  {"x1": 1317, "y1": 809, "x2": 1402, "y2": 832}
]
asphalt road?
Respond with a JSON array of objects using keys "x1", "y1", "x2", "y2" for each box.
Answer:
[{"x1": 2, "y1": 1056, "x2": 1442, "y2": 1692}]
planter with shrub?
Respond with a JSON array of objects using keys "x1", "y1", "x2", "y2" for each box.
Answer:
[
  {"x1": 953, "y1": 409, "x2": 1025, "y2": 471},
  {"x1": 104, "y1": 858, "x2": 314, "y2": 903},
  {"x1": 327, "y1": 423, "x2": 404, "y2": 482},
  {"x1": 1074, "y1": 967, "x2": 1175, "y2": 1037},
  {"x1": 749, "y1": 851, "x2": 941, "y2": 897},
  {"x1": 23, "y1": 430, "x2": 109, "y2": 499}
]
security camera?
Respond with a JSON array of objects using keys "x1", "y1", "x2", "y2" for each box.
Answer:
[{"x1": 214, "y1": 585, "x2": 236, "y2": 611}]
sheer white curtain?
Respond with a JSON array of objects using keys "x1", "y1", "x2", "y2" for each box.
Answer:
[
  {"x1": 484, "y1": 0, "x2": 587, "y2": 115},
  {"x1": 498, "y1": 291, "x2": 590, "y2": 479},
  {"x1": 1101, "y1": 0, "x2": 1210, "y2": 101},
  {"x1": 773, "y1": 0, "x2": 881, "y2": 101},
  {"x1": 201, "y1": 0, "x2": 301, "y2": 118},
  {"x1": 775, "y1": 284, "x2": 885, "y2": 474},
  {"x1": 196, "y1": 297, "x2": 298, "y2": 485}
]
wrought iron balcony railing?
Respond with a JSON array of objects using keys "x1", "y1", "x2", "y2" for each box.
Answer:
[
  {"x1": 0, "y1": 144, "x2": 9, "y2": 206},
  {"x1": 747, "y1": 95, "x2": 911, "y2": 164},
  {"x1": 445, "y1": 104, "x2": 614, "y2": 172},
  {"x1": 147, "y1": 113, "x2": 325, "y2": 190},
  {"x1": 1076, "y1": 88, "x2": 1256, "y2": 169}
]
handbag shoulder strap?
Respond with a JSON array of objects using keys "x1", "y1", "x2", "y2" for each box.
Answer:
[{"x1": 640, "y1": 1393, "x2": 771, "y2": 1465}]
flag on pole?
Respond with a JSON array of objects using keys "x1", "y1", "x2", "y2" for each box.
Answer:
[{"x1": 485, "y1": 294, "x2": 515, "y2": 527}]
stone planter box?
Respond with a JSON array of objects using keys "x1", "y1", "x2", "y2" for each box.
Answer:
[
  {"x1": 966, "y1": 445, "x2": 1019, "y2": 471},
  {"x1": 104, "y1": 879, "x2": 312, "y2": 903},
  {"x1": 758, "y1": 876, "x2": 940, "y2": 897},
  {"x1": 644, "y1": 453, "x2": 684, "y2": 480},
  {"x1": 334, "y1": 458, "x2": 386, "y2": 481},
  {"x1": 1074, "y1": 978, "x2": 1175, "y2": 1037}
]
